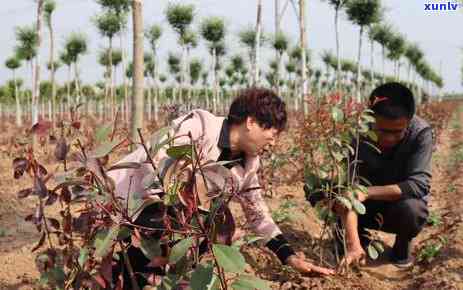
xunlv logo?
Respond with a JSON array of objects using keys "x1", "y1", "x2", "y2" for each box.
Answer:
[{"x1": 424, "y1": 1, "x2": 462, "y2": 11}]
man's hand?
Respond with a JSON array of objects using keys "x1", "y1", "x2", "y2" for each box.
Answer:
[
  {"x1": 346, "y1": 189, "x2": 368, "y2": 203},
  {"x1": 286, "y1": 253, "x2": 335, "y2": 276}
]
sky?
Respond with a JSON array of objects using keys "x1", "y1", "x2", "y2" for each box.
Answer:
[{"x1": 0, "y1": 0, "x2": 462, "y2": 94}]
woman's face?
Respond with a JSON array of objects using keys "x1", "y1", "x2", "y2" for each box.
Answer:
[{"x1": 240, "y1": 117, "x2": 279, "y2": 157}]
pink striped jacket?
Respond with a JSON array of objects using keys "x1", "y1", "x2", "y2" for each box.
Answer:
[{"x1": 108, "y1": 109, "x2": 282, "y2": 242}]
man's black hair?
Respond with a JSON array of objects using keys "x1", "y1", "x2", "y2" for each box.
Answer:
[
  {"x1": 228, "y1": 87, "x2": 287, "y2": 132},
  {"x1": 369, "y1": 82, "x2": 415, "y2": 119}
]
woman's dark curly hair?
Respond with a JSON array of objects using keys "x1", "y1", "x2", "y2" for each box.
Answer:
[{"x1": 228, "y1": 87, "x2": 287, "y2": 132}]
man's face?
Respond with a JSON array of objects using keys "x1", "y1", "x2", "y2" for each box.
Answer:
[
  {"x1": 241, "y1": 117, "x2": 280, "y2": 156},
  {"x1": 373, "y1": 115, "x2": 410, "y2": 151}
]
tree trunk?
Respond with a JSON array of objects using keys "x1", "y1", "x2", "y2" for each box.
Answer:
[
  {"x1": 253, "y1": 0, "x2": 262, "y2": 86},
  {"x1": 131, "y1": 0, "x2": 144, "y2": 151},
  {"x1": 335, "y1": 7, "x2": 341, "y2": 92},
  {"x1": 66, "y1": 65, "x2": 71, "y2": 110},
  {"x1": 109, "y1": 37, "x2": 115, "y2": 119},
  {"x1": 13, "y1": 69, "x2": 23, "y2": 127},
  {"x1": 32, "y1": 0, "x2": 44, "y2": 126},
  {"x1": 381, "y1": 45, "x2": 385, "y2": 84},
  {"x1": 120, "y1": 33, "x2": 130, "y2": 125},
  {"x1": 48, "y1": 17, "x2": 56, "y2": 128},
  {"x1": 355, "y1": 26, "x2": 364, "y2": 102},
  {"x1": 74, "y1": 61, "x2": 81, "y2": 105},
  {"x1": 212, "y1": 47, "x2": 218, "y2": 112},
  {"x1": 299, "y1": 0, "x2": 308, "y2": 114},
  {"x1": 147, "y1": 78, "x2": 152, "y2": 121},
  {"x1": 370, "y1": 38, "x2": 374, "y2": 92}
]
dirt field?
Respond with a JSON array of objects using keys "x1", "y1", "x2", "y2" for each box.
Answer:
[{"x1": 0, "y1": 104, "x2": 462, "y2": 290}]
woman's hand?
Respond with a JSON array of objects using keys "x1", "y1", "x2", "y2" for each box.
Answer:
[{"x1": 286, "y1": 253, "x2": 335, "y2": 276}]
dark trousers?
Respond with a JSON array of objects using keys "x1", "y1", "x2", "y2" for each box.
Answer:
[{"x1": 358, "y1": 198, "x2": 429, "y2": 258}]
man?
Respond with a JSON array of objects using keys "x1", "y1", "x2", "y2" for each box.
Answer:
[
  {"x1": 340, "y1": 82, "x2": 432, "y2": 268},
  {"x1": 110, "y1": 88, "x2": 333, "y2": 287}
]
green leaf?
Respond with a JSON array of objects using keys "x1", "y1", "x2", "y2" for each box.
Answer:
[
  {"x1": 94, "y1": 225, "x2": 120, "y2": 257},
  {"x1": 212, "y1": 244, "x2": 246, "y2": 273},
  {"x1": 332, "y1": 151, "x2": 344, "y2": 162},
  {"x1": 117, "y1": 226, "x2": 131, "y2": 241},
  {"x1": 367, "y1": 244, "x2": 379, "y2": 260},
  {"x1": 336, "y1": 196, "x2": 352, "y2": 210},
  {"x1": 166, "y1": 144, "x2": 192, "y2": 159},
  {"x1": 191, "y1": 263, "x2": 217, "y2": 290},
  {"x1": 351, "y1": 198, "x2": 366, "y2": 215},
  {"x1": 231, "y1": 275, "x2": 270, "y2": 290},
  {"x1": 361, "y1": 114, "x2": 376, "y2": 124},
  {"x1": 48, "y1": 267, "x2": 66, "y2": 288},
  {"x1": 140, "y1": 237, "x2": 162, "y2": 260},
  {"x1": 366, "y1": 130, "x2": 378, "y2": 142},
  {"x1": 95, "y1": 125, "x2": 112, "y2": 143},
  {"x1": 232, "y1": 235, "x2": 263, "y2": 249},
  {"x1": 169, "y1": 237, "x2": 193, "y2": 264},
  {"x1": 128, "y1": 193, "x2": 162, "y2": 221},
  {"x1": 90, "y1": 140, "x2": 120, "y2": 158},
  {"x1": 78, "y1": 247, "x2": 89, "y2": 267},
  {"x1": 149, "y1": 125, "x2": 176, "y2": 156},
  {"x1": 331, "y1": 107, "x2": 344, "y2": 122},
  {"x1": 149, "y1": 125, "x2": 172, "y2": 147},
  {"x1": 107, "y1": 162, "x2": 141, "y2": 172},
  {"x1": 372, "y1": 241, "x2": 384, "y2": 253}
]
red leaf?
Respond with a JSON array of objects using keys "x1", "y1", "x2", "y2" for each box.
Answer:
[
  {"x1": 93, "y1": 274, "x2": 106, "y2": 288},
  {"x1": 60, "y1": 187, "x2": 71, "y2": 204},
  {"x1": 178, "y1": 180, "x2": 195, "y2": 219},
  {"x1": 214, "y1": 206, "x2": 236, "y2": 245},
  {"x1": 148, "y1": 256, "x2": 168, "y2": 268},
  {"x1": 25, "y1": 214, "x2": 34, "y2": 222},
  {"x1": 31, "y1": 121, "x2": 52, "y2": 136},
  {"x1": 100, "y1": 254, "x2": 113, "y2": 286},
  {"x1": 32, "y1": 232, "x2": 46, "y2": 252},
  {"x1": 45, "y1": 191, "x2": 58, "y2": 205},
  {"x1": 54, "y1": 138, "x2": 69, "y2": 161},
  {"x1": 13, "y1": 157, "x2": 30, "y2": 179},
  {"x1": 37, "y1": 165, "x2": 48, "y2": 178},
  {"x1": 71, "y1": 121, "x2": 81, "y2": 130},
  {"x1": 17, "y1": 188, "x2": 33, "y2": 199},
  {"x1": 47, "y1": 218, "x2": 60, "y2": 230}
]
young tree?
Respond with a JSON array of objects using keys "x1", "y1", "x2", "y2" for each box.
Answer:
[
  {"x1": 44, "y1": 0, "x2": 57, "y2": 124},
  {"x1": 165, "y1": 3, "x2": 195, "y2": 90},
  {"x1": 33, "y1": 0, "x2": 45, "y2": 125},
  {"x1": 200, "y1": 16, "x2": 226, "y2": 105},
  {"x1": 59, "y1": 50, "x2": 73, "y2": 107},
  {"x1": 346, "y1": 0, "x2": 382, "y2": 101},
  {"x1": 369, "y1": 23, "x2": 392, "y2": 83},
  {"x1": 325, "y1": 0, "x2": 349, "y2": 91},
  {"x1": 254, "y1": 0, "x2": 263, "y2": 86},
  {"x1": 131, "y1": 0, "x2": 144, "y2": 151},
  {"x1": 272, "y1": 32, "x2": 289, "y2": 95},
  {"x1": 145, "y1": 24, "x2": 162, "y2": 88},
  {"x1": 15, "y1": 25, "x2": 38, "y2": 123},
  {"x1": 238, "y1": 26, "x2": 265, "y2": 82},
  {"x1": 95, "y1": 9, "x2": 126, "y2": 116},
  {"x1": 405, "y1": 43, "x2": 423, "y2": 84},
  {"x1": 385, "y1": 31, "x2": 406, "y2": 81},
  {"x1": 145, "y1": 24, "x2": 162, "y2": 120},
  {"x1": 5, "y1": 57, "x2": 23, "y2": 126},
  {"x1": 63, "y1": 32, "x2": 88, "y2": 104}
]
